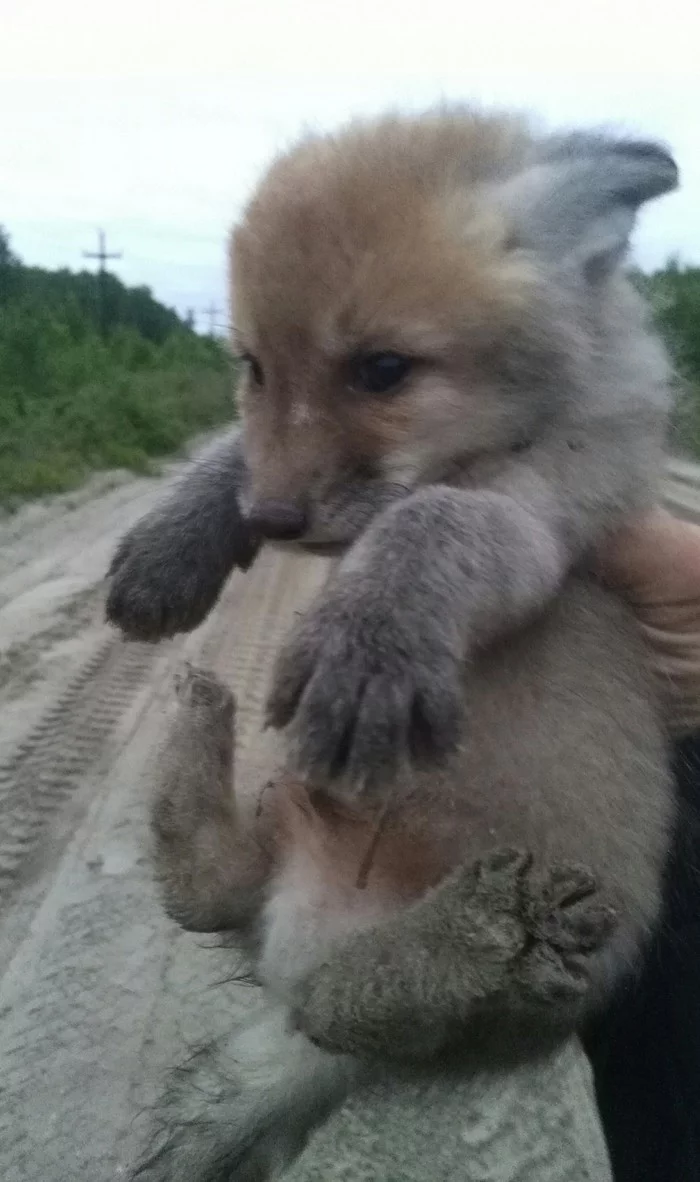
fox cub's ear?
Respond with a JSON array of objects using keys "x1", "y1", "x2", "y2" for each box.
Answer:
[{"x1": 494, "y1": 133, "x2": 678, "y2": 281}]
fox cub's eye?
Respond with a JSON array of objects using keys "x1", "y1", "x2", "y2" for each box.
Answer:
[
  {"x1": 350, "y1": 352, "x2": 412, "y2": 395},
  {"x1": 240, "y1": 353, "x2": 264, "y2": 386}
]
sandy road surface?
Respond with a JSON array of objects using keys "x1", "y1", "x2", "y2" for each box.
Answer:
[{"x1": 0, "y1": 458, "x2": 328, "y2": 1181}]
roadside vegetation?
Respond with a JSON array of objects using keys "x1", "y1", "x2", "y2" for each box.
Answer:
[
  {"x1": 633, "y1": 261, "x2": 700, "y2": 456},
  {"x1": 0, "y1": 228, "x2": 234, "y2": 507}
]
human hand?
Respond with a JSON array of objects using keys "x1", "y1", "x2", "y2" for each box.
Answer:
[{"x1": 598, "y1": 508, "x2": 700, "y2": 736}]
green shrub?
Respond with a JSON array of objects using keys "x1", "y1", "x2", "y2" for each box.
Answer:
[{"x1": 0, "y1": 227, "x2": 236, "y2": 505}]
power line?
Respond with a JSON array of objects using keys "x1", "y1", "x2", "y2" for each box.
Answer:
[{"x1": 83, "y1": 228, "x2": 122, "y2": 339}]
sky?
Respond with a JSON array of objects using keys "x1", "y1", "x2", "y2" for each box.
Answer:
[{"x1": 1, "y1": 0, "x2": 697, "y2": 331}]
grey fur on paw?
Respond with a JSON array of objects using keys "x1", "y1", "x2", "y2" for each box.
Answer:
[
  {"x1": 292, "y1": 961, "x2": 447, "y2": 1061},
  {"x1": 469, "y1": 849, "x2": 616, "y2": 956},
  {"x1": 265, "y1": 593, "x2": 465, "y2": 790},
  {"x1": 451, "y1": 849, "x2": 617, "y2": 1003},
  {"x1": 151, "y1": 665, "x2": 236, "y2": 845},
  {"x1": 521, "y1": 862, "x2": 615, "y2": 952},
  {"x1": 512, "y1": 858, "x2": 618, "y2": 1003},
  {"x1": 292, "y1": 852, "x2": 530, "y2": 1061},
  {"x1": 106, "y1": 508, "x2": 259, "y2": 641}
]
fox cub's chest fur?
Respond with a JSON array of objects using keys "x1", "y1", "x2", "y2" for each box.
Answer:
[{"x1": 260, "y1": 577, "x2": 672, "y2": 1004}]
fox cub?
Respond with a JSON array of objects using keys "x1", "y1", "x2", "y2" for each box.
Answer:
[{"x1": 112, "y1": 110, "x2": 679, "y2": 1180}]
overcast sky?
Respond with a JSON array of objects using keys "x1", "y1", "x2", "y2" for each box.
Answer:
[{"x1": 2, "y1": 0, "x2": 696, "y2": 330}]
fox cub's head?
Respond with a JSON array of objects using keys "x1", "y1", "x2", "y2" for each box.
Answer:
[{"x1": 230, "y1": 109, "x2": 677, "y2": 552}]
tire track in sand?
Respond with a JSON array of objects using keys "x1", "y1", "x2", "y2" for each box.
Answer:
[{"x1": 0, "y1": 636, "x2": 159, "y2": 905}]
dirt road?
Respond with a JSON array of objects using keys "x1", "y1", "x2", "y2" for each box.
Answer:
[{"x1": 0, "y1": 458, "x2": 328, "y2": 1181}]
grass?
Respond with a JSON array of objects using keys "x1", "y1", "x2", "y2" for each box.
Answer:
[{"x1": 0, "y1": 362, "x2": 236, "y2": 509}]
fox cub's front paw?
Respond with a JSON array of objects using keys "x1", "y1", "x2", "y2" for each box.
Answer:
[
  {"x1": 106, "y1": 506, "x2": 258, "y2": 641},
  {"x1": 266, "y1": 585, "x2": 465, "y2": 795}
]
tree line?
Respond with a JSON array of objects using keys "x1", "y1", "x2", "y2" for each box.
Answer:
[{"x1": 0, "y1": 228, "x2": 234, "y2": 505}]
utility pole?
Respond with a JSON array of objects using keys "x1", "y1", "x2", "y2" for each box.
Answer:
[
  {"x1": 203, "y1": 302, "x2": 220, "y2": 336},
  {"x1": 83, "y1": 229, "x2": 122, "y2": 339}
]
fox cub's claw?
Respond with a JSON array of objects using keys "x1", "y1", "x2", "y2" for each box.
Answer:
[{"x1": 266, "y1": 586, "x2": 465, "y2": 793}]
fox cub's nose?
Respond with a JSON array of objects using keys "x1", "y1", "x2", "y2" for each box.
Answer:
[{"x1": 246, "y1": 500, "x2": 308, "y2": 540}]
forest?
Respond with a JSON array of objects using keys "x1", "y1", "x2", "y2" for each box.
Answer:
[
  {"x1": 1, "y1": 227, "x2": 700, "y2": 507},
  {"x1": 0, "y1": 228, "x2": 233, "y2": 506}
]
